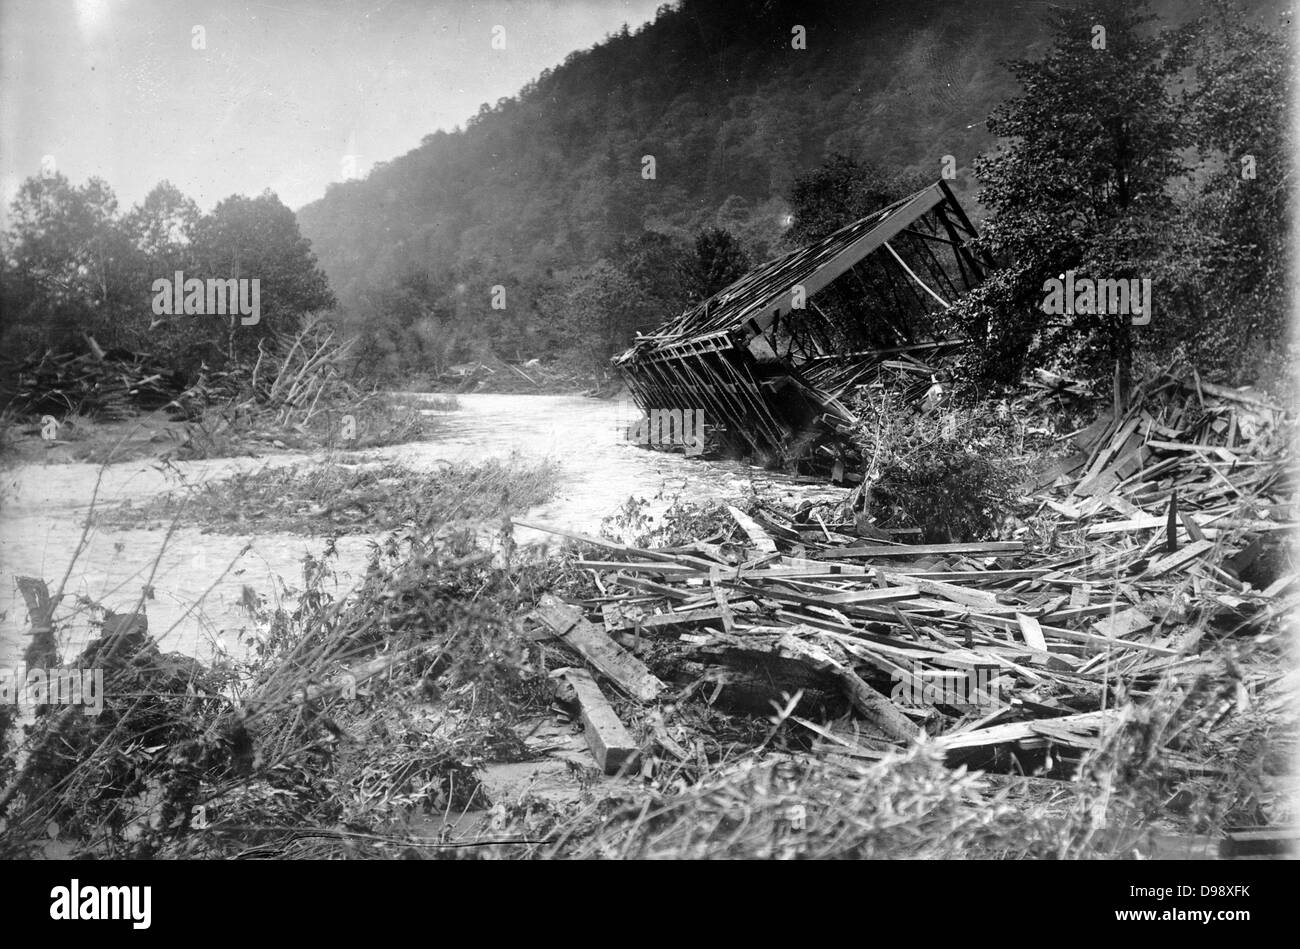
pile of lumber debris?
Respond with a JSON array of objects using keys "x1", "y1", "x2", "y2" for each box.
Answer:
[
  {"x1": 517, "y1": 372, "x2": 1295, "y2": 787},
  {"x1": 6, "y1": 348, "x2": 185, "y2": 420}
]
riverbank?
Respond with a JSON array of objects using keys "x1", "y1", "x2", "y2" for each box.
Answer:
[
  {"x1": 0, "y1": 386, "x2": 1293, "y2": 859},
  {"x1": 0, "y1": 392, "x2": 446, "y2": 468},
  {"x1": 3, "y1": 484, "x2": 1292, "y2": 858}
]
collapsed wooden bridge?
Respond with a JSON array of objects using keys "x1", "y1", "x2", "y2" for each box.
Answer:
[{"x1": 615, "y1": 180, "x2": 994, "y2": 477}]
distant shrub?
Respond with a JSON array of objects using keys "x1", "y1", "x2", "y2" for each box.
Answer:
[
  {"x1": 869, "y1": 438, "x2": 1018, "y2": 543},
  {"x1": 852, "y1": 390, "x2": 1023, "y2": 543}
]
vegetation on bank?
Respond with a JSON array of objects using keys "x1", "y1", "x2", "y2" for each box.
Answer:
[
  {"x1": 0, "y1": 456, "x2": 569, "y2": 857},
  {"x1": 102, "y1": 455, "x2": 564, "y2": 535},
  {"x1": 0, "y1": 319, "x2": 449, "y2": 466},
  {"x1": 1, "y1": 438, "x2": 1288, "y2": 858}
]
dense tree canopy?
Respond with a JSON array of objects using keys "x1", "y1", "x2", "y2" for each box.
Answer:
[
  {"x1": 296, "y1": 0, "x2": 1051, "y2": 379},
  {"x1": 945, "y1": 0, "x2": 1290, "y2": 394},
  {"x1": 1, "y1": 179, "x2": 335, "y2": 376}
]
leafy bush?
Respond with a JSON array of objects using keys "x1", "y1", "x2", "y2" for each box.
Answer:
[
  {"x1": 852, "y1": 391, "x2": 1024, "y2": 543},
  {"x1": 869, "y1": 439, "x2": 1018, "y2": 543}
]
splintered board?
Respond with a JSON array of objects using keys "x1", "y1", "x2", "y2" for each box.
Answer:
[
  {"x1": 560, "y1": 667, "x2": 638, "y2": 775},
  {"x1": 532, "y1": 594, "x2": 665, "y2": 702}
]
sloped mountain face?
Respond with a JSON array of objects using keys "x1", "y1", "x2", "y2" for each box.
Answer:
[
  {"x1": 294, "y1": 0, "x2": 1271, "y2": 336},
  {"x1": 296, "y1": 0, "x2": 1054, "y2": 315}
]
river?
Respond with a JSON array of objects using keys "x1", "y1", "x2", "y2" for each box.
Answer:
[{"x1": 0, "y1": 393, "x2": 843, "y2": 667}]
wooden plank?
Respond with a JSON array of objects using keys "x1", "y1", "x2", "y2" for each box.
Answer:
[
  {"x1": 1016, "y1": 612, "x2": 1047, "y2": 651},
  {"x1": 879, "y1": 571, "x2": 1008, "y2": 610},
  {"x1": 611, "y1": 572, "x2": 694, "y2": 602},
  {"x1": 774, "y1": 631, "x2": 921, "y2": 742},
  {"x1": 1043, "y1": 602, "x2": 1129, "y2": 623},
  {"x1": 1146, "y1": 439, "x2": 1242, "y2": 463},
  {"x1": 1179, "y1": 510, "x2": 1207, "y2": 544},
  {"x1": 1219, "y1": 826, "x2": 1300, "y2": 858},
  {"x1": 733, "y1": 581, "x2": 918, "y2": 606},
  {"x1": 17, "y1": 576, "x2": 57, "y2": 668},
  {"x1": 750, "y1": 510, "x2": 803, "y2": 542},
  {"x1": 888, "y1": 568, "x2": 1051, "y2": 583},
  {"x1": 532, "y1": 595, "x2": 665, "y2": 702},
  {"x1": 726, "y1": 505, "x2": 778, "y2": 554},
  {"x1": 1073, "y1": 417, "x2": 1141, "y2": 497},
  {"x1": 1144, "y1": 539, "x2": 1215, "y2": 579},
  {"x1": 932, "y1": 710, "x2": 1118, "y2": 752},
  {"x1": 1165, "y1": 490, "x2": 1179, "y2": 552},
  {"x1": 736, "y1": 560, "x2": 869, "y2": 579},
  {"x1": 574, "y1": 559, "x2": 702, "y2": 575},
  {"x1": 962, "y1": 611, "x2": 1177, "y2": 655},
  {"x1": 813, "y1": 541, "x2": 1023, "y2": 559},
  {"x1": 1091, "y1": 607, "x2": 1153, "y2": 639},
  {"x1": 627, "y1": 605, "x2": 738, "y2": 631},
  {"x1": 1085, "y1": 516, "x2": 1218, "y2": 537},
  {"x1": 709, "y1": 567, "x2": 736, "y2": 634},
  {"x1": 560, "y1": 667, "x2": 639, "y2": 774}
]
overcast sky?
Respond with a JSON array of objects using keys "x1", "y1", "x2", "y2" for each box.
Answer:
[{"x1": 0, "y1": 0, "x2": 663, "y2": 218}]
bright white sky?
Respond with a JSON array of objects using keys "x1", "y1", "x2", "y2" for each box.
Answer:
[{"x1": 0, "y1": 0, "x2": 663, "y2": 218}]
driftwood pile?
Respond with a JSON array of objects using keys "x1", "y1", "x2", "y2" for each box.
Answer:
[
  {"x1": 518, "y1": 373, "x2": 1294, "y2": 783},
  {"x1": 6, "y1": 349, "x2": 184, "y2": 420}
]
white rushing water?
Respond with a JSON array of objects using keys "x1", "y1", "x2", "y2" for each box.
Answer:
[{"x1": 0, "y1": 393, "x2": 842, "y2": 667}]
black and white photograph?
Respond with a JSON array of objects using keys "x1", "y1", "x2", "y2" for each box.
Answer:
[{"x1": 0, "y1": 0, "x2": 1294, "y2": 897}]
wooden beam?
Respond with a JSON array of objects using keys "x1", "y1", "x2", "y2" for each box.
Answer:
[
  {"x1": 531, "y1": 595, "x2": 665, "y2": 702},
  {"x1": 1016, "y1": 613, "x2": 1048, "y2": 652},
  {"x1": 726, "y1": 505, "x2": 778, "y2": 554},
  {"x1": 560, "y1": 667, "x2": 639, "y2": 775},
  {"x1": 812, "y1": 541, "x2": 1023, "y2": 559}
]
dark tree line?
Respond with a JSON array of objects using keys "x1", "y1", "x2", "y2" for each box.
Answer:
[
  {"x1": 1, "y1": 176, "x2": 335, "y2": 381},
  {"x1": 946, "y1": 0, "x2": 1292, "y2": 394}
]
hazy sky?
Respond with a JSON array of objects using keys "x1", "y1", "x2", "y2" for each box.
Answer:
[{"x1": 0, "y1": 0, "x2": 664, "y2": 217}]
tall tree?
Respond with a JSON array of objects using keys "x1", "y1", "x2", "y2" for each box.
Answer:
[
  {"x1": 2, "y1": 173, "x2": 140, "y2": 353},
  {"x1": 684, "y1": 227, "x2": 752, "y2": 302},
  {"x1": 1173, "y1": 1, "x2": 1292, "y2": 370},
  {"x1": 948, "y1": 0, "x2": 1185, "y2": 395},
  {"x1": 785, "y1": 154, "x2": 921, "y2": 246},
  {"x1": 188, "y1": 190, "x2": 336, "y2": 364}
]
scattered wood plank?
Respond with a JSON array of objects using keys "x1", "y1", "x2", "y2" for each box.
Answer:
[
  {"x1": 813, "y1": 541, "x2": 1023, "y2": 559},
  {"x1": 774, "y1": 630, "x2": 921, "y2": 742},
  {"x1": 559, "y1": 667, "x2": 639, "y2": 774},
  {"x1": 531, "y1": 595, "x2": 665, "y2": 702},
  {"x1": 1144, "y1": 539, "x2": 1216, "y2": 579},
  {"x1": 726, "y1": 505, "x2": 779, "y2": 554},
  {"x1": 1219, "y1": 826, "x2": 1299, "y2": 858},
  {"x1": 931, "y1": 710, "x2": 1118, "y2": 753},
  {"x1": 17, "y1": 576, "x2": 56, "y2": 668},
  {"x1": 1016, "y1": 612, "x2": 1047, "y2": 652}
]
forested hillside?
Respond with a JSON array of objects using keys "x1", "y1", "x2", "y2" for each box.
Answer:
[
  {"x1": 296, "y1": 0, "x2": 1066, "y2": 380},
  {"x1": 298, "y1": 0, "x2": 1284, "y2": 385}
]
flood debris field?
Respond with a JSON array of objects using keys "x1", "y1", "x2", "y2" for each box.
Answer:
[{"x1": 0, "y1": 369, "x2": 1294, "y2": 860}]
